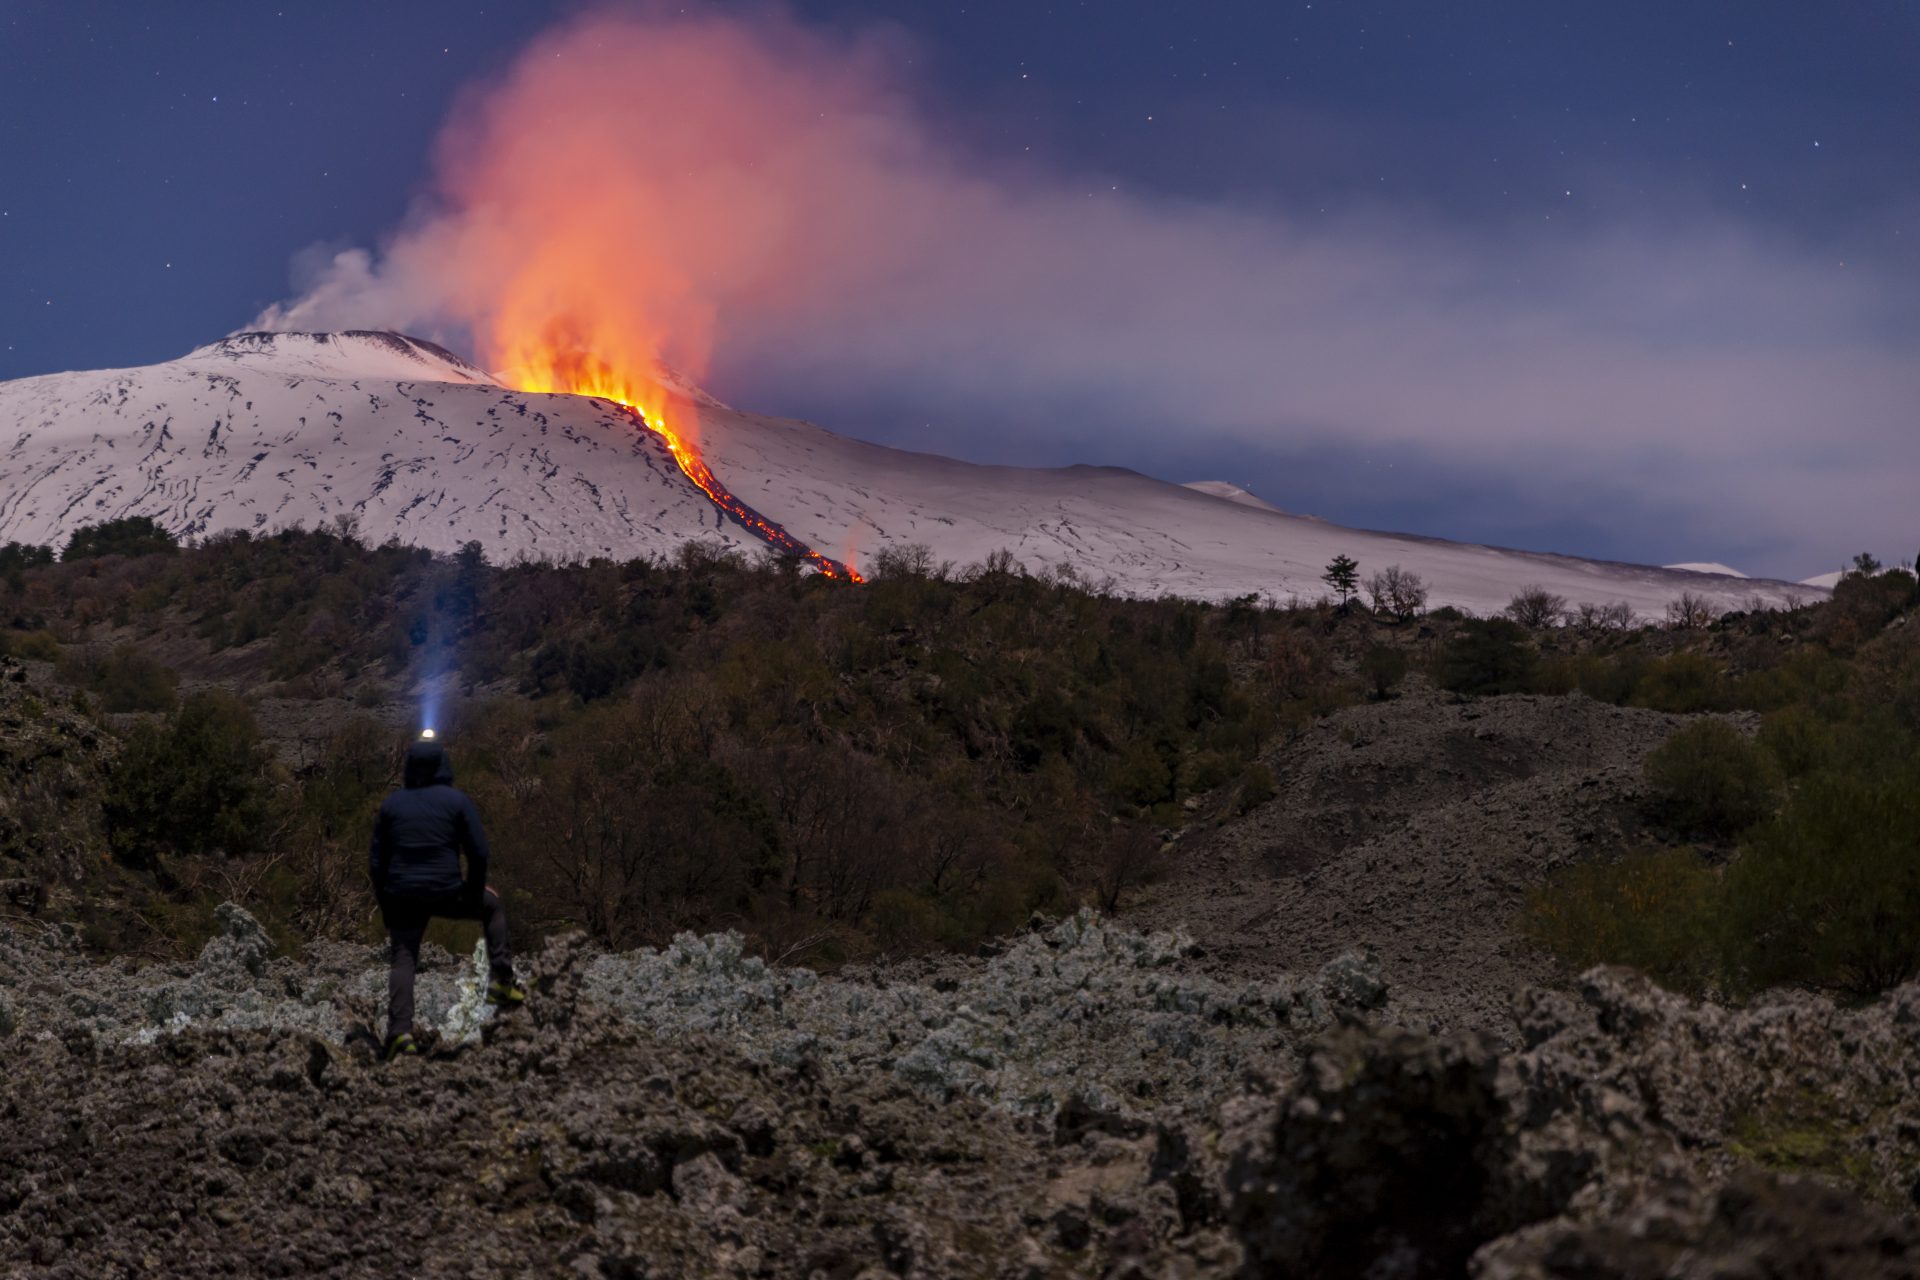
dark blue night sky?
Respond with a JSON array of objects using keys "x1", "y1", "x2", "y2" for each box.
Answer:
[{"x1": 3, "y1": 2, "x2": 1915, "y2": 575}]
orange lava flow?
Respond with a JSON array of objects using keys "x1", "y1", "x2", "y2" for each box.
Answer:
[{"x1": 501, "y1": 342, "x2": 862, "y2": 582}]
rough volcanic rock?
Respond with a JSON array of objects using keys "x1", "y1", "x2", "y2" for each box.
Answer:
[
  {"x1": 5, "y1": 904, "x2": 1919, "y2": 1277},
  {"x1": 1217, "y1": 966, "x2": 1920, "y2": 1278},
  {"x1": 1134, "y1": 687, "x2": 1750, "y2": 1038}
]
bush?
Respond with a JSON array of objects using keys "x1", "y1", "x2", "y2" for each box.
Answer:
[
  {"x1": 1111, "y1": 741, "x2": 1173, "y2": 807},
  {"x1": 1521, "y1": 847, "x2": 1719, "y2": 994},
  {"x1": 1633, "y1": 653, "x2": 1728, "y2": 714},
  {"x1": 1573, "y1": 653, "x2": 1644, "y2": 705},
  {"x1": 1721, "y1": 767, "x2": 1920, "y2": 998},
  {"x1": 1436, "y1": 618, "x2": 1535, "y2": 695},
  {"x1": 1643, "y1": 719, "x2": 1779, "y2": 841},
  {"x1": 1359, "y1": 645, "x2": 1409, "y2": 699},
  {"x1": 70, "y1": 644, "x2": 179, "y2": 713},
  {"x1": 0, "y1": 629, "x2": 62, "y2": 662},
  {"x1": 1235, "y1": 762, "x2": 1276, "y2": 814},
  {"x1": 62, "y1": 516, "x2": 179, "y2": 561},
  {"x1": 1757, "y1": 705, "x2": 1834, "y2": 778},
  {"x1": 103, "y1": 691, "x2": 275, "y2": 869}
]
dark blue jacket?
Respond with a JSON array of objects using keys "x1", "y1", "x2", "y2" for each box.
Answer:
[{"x1": 369, "y1": 741, "x2": 491, "y2": 900}]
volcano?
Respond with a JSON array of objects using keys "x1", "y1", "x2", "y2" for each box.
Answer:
[{"x1": 0, "y1": 331, "x2": 1814, "y2": 616}]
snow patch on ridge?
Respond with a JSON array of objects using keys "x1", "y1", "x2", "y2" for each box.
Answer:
[
  {"x1": 1663, "y1": 561, "x2": 1748, "y2": 579},
  {"x1": 1183, "y1": 480, "x2": 1288, "y2": 514}
]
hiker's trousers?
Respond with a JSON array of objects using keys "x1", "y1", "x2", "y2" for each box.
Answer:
[{"x1": 379, "y1": 886, "x2": 513, "y2": 1041}]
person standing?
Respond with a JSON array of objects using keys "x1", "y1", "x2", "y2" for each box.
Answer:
[{"x1": 369, "y1": 736, "x2": 523, "y2": 1059}]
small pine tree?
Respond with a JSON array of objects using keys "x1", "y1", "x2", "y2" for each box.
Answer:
[{"x1": 1322, "y1": 554, "x2": 1359, "y2": 608}]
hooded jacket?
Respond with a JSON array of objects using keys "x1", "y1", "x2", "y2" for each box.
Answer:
[{"x1": 369, "y1": 741, "x2": 491, "y2": 900}]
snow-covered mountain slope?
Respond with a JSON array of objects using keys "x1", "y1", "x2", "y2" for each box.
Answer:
[
  {"x1": 0, "y1": 331, "x2": 1819, "y2": 616},
  {"x1": 0, "y1": 333, "x2": 759, "y2": 561},
  {"x1": 684, "y1": 402, "x2": 1814, "y2": 615}
]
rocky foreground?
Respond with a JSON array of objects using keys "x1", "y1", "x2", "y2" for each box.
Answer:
[{"x1": 3, "y1": 907, "x2": 1918, "y2": 1277}]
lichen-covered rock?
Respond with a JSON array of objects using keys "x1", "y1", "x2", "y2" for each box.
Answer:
[
  {"x1": 5, "y1": 903, "x2": 1918, "y2": 1277},
  {"x1": 196, "y1": 901, "x2": 274, "y2": 980},
  {"x1": 584, "y1": 909, "x2": 1333, "y2": 1117},
  {"x1": 1218, "y1": 968, "x2": 1920, "y2": 1278},
  {"x1": 1318, "y1": 946, "x2": 1388, "y2": 1011}
]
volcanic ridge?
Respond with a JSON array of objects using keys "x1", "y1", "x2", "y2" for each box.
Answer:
[{"x1": 0, "y1": 330, "x2": 1817, "y2": 614}]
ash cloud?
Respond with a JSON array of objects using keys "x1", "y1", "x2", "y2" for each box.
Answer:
[{"x1": 252, "y1": 6, "x2": 1916, "y2": 578}]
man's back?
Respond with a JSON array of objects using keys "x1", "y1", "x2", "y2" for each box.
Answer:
[{"x1": 370, "y1": 741, "x2": 489, "y2": 899}]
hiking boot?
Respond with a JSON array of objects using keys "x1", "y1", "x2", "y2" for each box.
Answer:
[
  {"x1": 383, "y1": 1032, "x2": 419, "y2": 1062},
  {"x1": 487, "y1": 979, "x2": 526, "y2": 1009}
]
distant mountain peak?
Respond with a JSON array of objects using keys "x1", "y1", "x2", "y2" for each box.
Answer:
[{"x1": 195, "y1": 330, "x2": 498, "y2": 386}]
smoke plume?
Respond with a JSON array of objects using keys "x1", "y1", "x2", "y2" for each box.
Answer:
[{"x1": 253, "y1": 5, "x2": 1916, "y2": 574}]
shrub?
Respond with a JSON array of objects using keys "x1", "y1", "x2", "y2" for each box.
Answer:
[
  {"x1": 1722, "y1": 767, "x2": 1920, "y2": 997},
  {"x1": 103, "y1": 691, "x2": 275, "y2": 869},
  {"x1": 869, "y1": 888, "x2": 948, "y2": 954},
  {"x1": 1822, "y1": 568, "x2": 1916, "y2": 642},
  {"x1": 1235, "y1": 762, "x2": 1276, "y2": 814},
  {"x1": 1633, "y1": 653, "x2": 1728, "y2": 714},
  {"x1": 1, "y1": 629, "x2": 61, "y2": 662},
  {"x1": 1436, "y1": 618, "x2": 1535, "y2": 695},
  {"x1": 1643, "y1": 719, "x2": 1779, "y2": 841},
  {"x1": 1757, "y1": 705, "x2": 1833, "y2": 778},
  {"x1": 1111, "y1": 741, "x2": 1173, "y2": 807},
  {"x1": 1574, "y1": 653, "x2": 1644, "y2": 705},
  {"x1": 1359, "y1": 645, "x2": 1409, "y2": 699},
  {"x1": 62, "y1": 516, "x2": 179, "y2": 561},
  {"x1": 1520, "y1": 847, "x2": 1719, "y2": 994},
  {"x1": 1092, "y1": 824, "x2": 1162, "y2": 911},
  {"x1": 74, "y1": 644, "x2": 180, "y2": 713}
]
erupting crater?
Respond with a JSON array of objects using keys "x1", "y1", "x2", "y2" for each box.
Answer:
[{"x1": 505, "y1": 346, "x2": 862, "y2": 581}]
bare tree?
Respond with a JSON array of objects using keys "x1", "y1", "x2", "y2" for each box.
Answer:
[
  {"x1": 1665, "y1": 591, "x2": 1719, "y2": 630},
  {"x1": 1365, "y1": 565, "x2": 1428, "y2": 622},
  {"x1": 869, "y1": 542, "x2": 936, "y2": 579},
  {"x1": 1506, "y1": 586, "x2": 1568, "y2": 629},
  {"x1": 1093, "y1": 824, "x2": 1163, "y2": 912},
  {"x1": 1573, "y1": 600, "x2": 1637, "y2": 632}
]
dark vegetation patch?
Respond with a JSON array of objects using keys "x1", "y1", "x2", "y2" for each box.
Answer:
[
  {"x1": 0, "y1": 525, "x2": 1362, "y2": 962},
  {"x1": 4, "y1": 522, "x2": 1918, "y2": 1004},
  {"x1": 1519, "y1": 567, "x2": 1920, "y2": 999}
]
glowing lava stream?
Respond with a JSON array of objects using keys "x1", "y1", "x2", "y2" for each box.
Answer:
[
  {"x1": 606, "y1": 397, "x2": 863, "y2": 581},
  {"x1": 503, "y1": 353, "x2": 861, "y2": 580}
]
